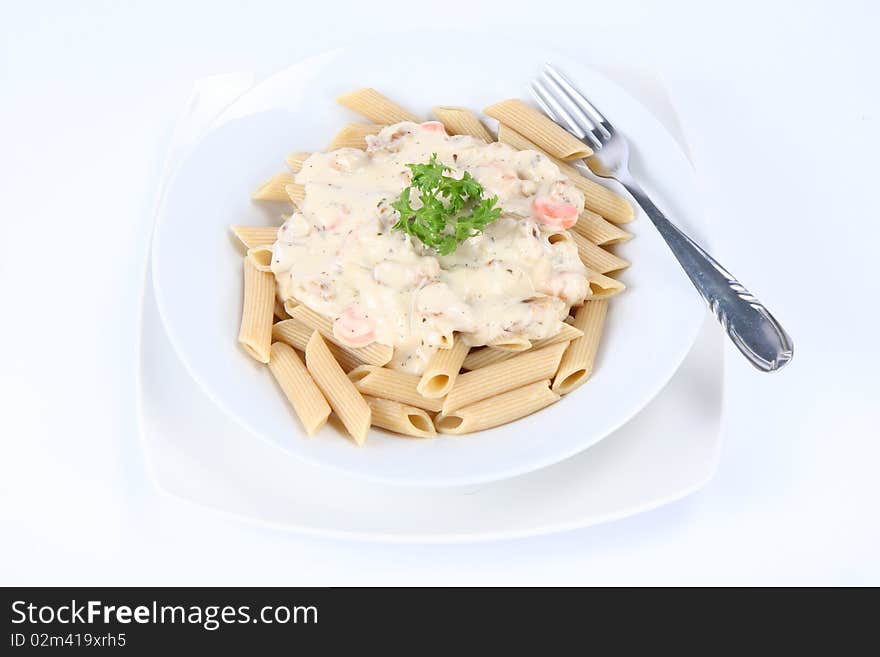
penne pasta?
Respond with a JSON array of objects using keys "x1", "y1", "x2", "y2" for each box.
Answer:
[
  {"x1": 285, "y1": 183, "x2": 306, "y2": 206},
  {"x1": 571, "y1": 176, "x2": 635, "y2": 225},
  {"x1": 572, "y1": 210, "x2": 633, "y2": 245},
  {"x1": 237, "y1": 257, "x2": 275, "y2": 363},
  {"x1": 231, "y1": 225, "x2": 278, "y2": 249},
  {"x1": 488, "y1": 336, "x2": 532, "y2": 352},
  {"x1": 497, "y1": 125, "x2": 634, "y2": 223},
  {"x1": 285, "y1": 151, "x2": 310, "y2": 173},
  {"x1": 571, "y1": 232, "x2": 630, "y2": 273},
  {"x1": 305, "y1": 332, "x2": 371, "y2": 445},
  {"x1": 553, "y1": 300, "x2": 608, "y2": 394},
  {"x1": 252, "y1": 172, "x2": 296, "y2": 201},
  {"x1": 337, "y1": 88, "x2": 420, "y2": 125},
  {"x1": 417, "y1": 339, "x2": 469, "y2": 398},
  {"x1": 484, "y1": 99, "x2": 592, "y2": 160},
  {"x1": 587, "y1": 270, "x2": 626, "y2": 299},
  {"x1": 288, "y1": 305, "x2": 393, "y2": 367},
  {"x1": 459, "y1": 347, "x2": 501, "y2": 371},
  {"x1": 496, "y1": 122, "x2": 554, "y2": 155},
  {"x1": 364, "y1": 396, "x2": 436, "y2": 439},
  {"x1": 328, "y1": 123, "x2": 385, "y2": 150},
  {"x1": 272, "y1": 318, "x2": 361, "y2": 372},
  {"x1": 273, "y1": 299, "x2": 290, "y2": 321},
  {"x1": 435, "y1": 379, "x2": 559, "y2": 434},
  {"x1": 267, "y1": 342, "x2": 331, "y2": 435},
  {"x1": 461, "y1": 323, "x2": 583, "y2": 370},
  {"x1": 348, "y1": 366, "x2": 442, "y2": 412},
  {"x1": 442, "y1": 341, "x2": 568, "y2": 414},
  {"x1": 546, "y1": 231, "x2": 573, "y2": 245},
  {"x1": 246, "y1": 245, "x2": 273, "y2": 272},
  {"x1": 282, "y1": 298, "x2": 298, "y2": 317},
  {"x1": 431, "y1": 106, "x2": 493, "y2": 141},
  {"x1": 271, "y1": 318, "x2": 312, "y2": 350}
]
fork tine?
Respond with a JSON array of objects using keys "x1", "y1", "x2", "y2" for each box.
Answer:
[
  {"x1": 544, "y1": 64, "x2": 612, "y2": 139},
  {"x1": 531, "y1": 81, "x2": 603, "y2": 151},
  {"x1": 529, "y1": 83, "x2": 559, "y2": 122},
  {"x1": 530, "y1": 84, "x2": 595, "y2": 153},
  {"x1": 532, "y1": 81, "x2": 603, "y2": 151},
  {"x1": 530, "y1": 82, "x2": 583, "y2": 137},
  {"x1": 540, "y1": 71, "x2": 606, "y2": 145}
]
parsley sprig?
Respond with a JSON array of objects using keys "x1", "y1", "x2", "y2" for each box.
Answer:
[{"x1": 391, "y1": 154, "x2": 502, "y2": 255}]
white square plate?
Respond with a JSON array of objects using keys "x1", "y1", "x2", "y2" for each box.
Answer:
[{"x1": 136, "y1": 62, "x2": 723, "y2": 541}]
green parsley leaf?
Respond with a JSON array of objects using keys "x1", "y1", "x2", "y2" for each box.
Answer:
[{"x1": 391, "y1": 153, "x2": 502, "y2": 254}]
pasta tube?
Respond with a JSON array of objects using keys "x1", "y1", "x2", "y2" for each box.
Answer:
[
  {"x1": 587, "y1": 270, "x2": 626, "y2": 299},
  {"x1": 431, "y1": 106, "x2": 493, "y2": 141},
  {"x1": 364, "y1": 396, "x2": 436, "y2": 438},
  {"x1": 231, "y1": 225, "x2": 278, "y2": 249},
  {"x1": 461, "y1": 323, "x2": 583, "y2": 370},
  {"x1": 237, "y1": 257, "x2": 275, "y2": 363},
  {"x1": 282, "y1": 298, "x2": 298, "y2": 317},
  {"x1": 285, "y1": 151, "x2": 310, "y2": 173},
  {"x1": 435, "y1": 380, "x2": 559, "y2": 434},
  {"x1": 285, "y1": 183, "x2": 305, "y2": 206},
  {"x1": 442, "y1": 342, "x2": 567, "y2": 413},
  {"x1": 337, "y1": 88, "x2": 420, "y2": 124},
  {"x1": 572, "y1": 210, "x2": 632, "y2": 245},
  {"x1": 553, "y1": 300, "x2": 608, "y2": 394},
  {"x1": 267, "y1": 342, "x2": 331, "y2": 435},
  {"x1": 487, "y1": 337, "x2": 532, "y2": 352},
  {"x1": 546, "y1": 231, "x2": 573, "y2": 245},
  {"x1": 571, "y1": 232, "x2": 630, "y2": 273},
  {"x1": 246, "y1": 245, "x2": 273, "y2": 272},
  {"x1": 328, "y1": 123, "x2": 384, "y2": 150},
  {"x1": 417, "y1": 339, "x2": 469, "y2": 398},
  {"x1": 274, "y1": 299, "x2": 290, "y2": 321},
  {"x1": 252, "y1": 172, "x2": 296, "y2": 201},
  {"x1": 484, "y1": 99, "x2": 592, "y2": 160},
  {"x1": 348, "y1": 366, "x2": 442, "y2": 412},
  {"x1": 305, "y1": 332, "x2": 371, "y2": 446}
]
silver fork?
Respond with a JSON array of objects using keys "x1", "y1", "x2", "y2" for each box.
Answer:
[{"x1": 532, "y1": 64, "x2": 793, "y2": 372}]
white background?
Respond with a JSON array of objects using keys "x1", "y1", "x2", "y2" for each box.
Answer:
[{"x1": 2, "y1": 0, "x2": 878, "y2": 584}]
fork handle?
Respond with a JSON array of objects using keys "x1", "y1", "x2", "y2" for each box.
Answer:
[{"x1": 620, "y1": 178, "x2": 793, "y2": 372}]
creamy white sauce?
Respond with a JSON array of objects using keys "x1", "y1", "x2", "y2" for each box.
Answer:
[{"x1": 271, "y1": 121, "x2": 589, "y2": 374}]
